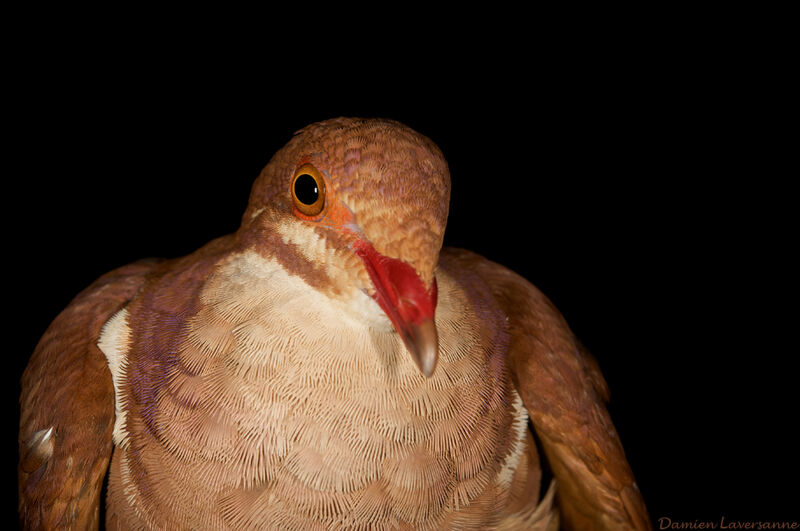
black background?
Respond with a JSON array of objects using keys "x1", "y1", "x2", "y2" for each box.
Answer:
[{"x1": 5, "y1": 19, "x2": 796, "y2": 527}]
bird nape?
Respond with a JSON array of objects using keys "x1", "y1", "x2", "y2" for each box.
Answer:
[{"x1": 19, "y1": 117, "x2": 650, "y2": 530}]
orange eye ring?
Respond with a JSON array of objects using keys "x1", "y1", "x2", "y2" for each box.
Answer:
[{"x1": 291, "y1": 163, "x2": 326, "y2": 217}]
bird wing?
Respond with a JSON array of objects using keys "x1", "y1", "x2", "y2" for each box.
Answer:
[
  {"x1": 19, "y1": 259, "x2": 160, "y2": 529},
  {"x1": 439, "y1": 248, "x2": 651, "y2": 531}
]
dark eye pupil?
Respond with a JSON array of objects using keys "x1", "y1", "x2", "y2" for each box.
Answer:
[{"x1": 294, "y1": 174, "x2": 319, "y2": 205}]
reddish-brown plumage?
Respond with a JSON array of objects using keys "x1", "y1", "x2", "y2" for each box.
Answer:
[
  {"x1": 441, "y1": 249, "x2": 651, "y2": 530},
  {"x1": 19, "y1": 117, "x2": 650, "y2": 530},
  {"x1": 19, "y1": 260, "x2": 159, "y2": 529}
]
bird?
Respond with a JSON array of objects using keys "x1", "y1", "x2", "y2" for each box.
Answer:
[{"x1": 19, "y1": 117, "x2": 651, "y2": 530}]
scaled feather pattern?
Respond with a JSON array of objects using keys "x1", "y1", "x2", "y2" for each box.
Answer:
[{"x1": 19, "y1": 118, "x2": 650, "y2": 530}]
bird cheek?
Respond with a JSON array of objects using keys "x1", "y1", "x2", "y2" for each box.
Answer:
[{"x1": 316, "y1": 198, "x2": 359, "y2": 234}]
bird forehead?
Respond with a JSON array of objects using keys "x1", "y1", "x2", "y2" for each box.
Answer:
[
  {"x1": 295, "y1": 120, "x2": 449, "y2": 192},
  {"x1": 249, "y1": 118, "x2": 450, "y2": 209},
  {"x1": 284, "y1": 119, "x2": 450, "y2": 224}
]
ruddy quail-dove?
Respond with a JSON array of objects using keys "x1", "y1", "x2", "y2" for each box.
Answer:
[{"x1": 19, "y1": 118, "x2": 650, "y2": 530}]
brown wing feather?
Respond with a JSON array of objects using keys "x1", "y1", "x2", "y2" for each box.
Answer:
[
  {"x1": 441, "y1": 248, "x2": 650, "y2": 531},
  {"x1": 19, "y1": 259, "x2": 160, "y2": 529}
]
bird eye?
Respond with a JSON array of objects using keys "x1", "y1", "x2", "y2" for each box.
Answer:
[{"x1": 291, "y1": 163, "x2": 326, "y2": 217}]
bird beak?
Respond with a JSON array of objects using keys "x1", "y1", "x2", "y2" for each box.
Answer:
[{"x1": 353, "y1": 239, "x2": 439, "y2": 377}]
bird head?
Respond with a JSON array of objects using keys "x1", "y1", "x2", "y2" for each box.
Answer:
[{"x1": 239, "y1": 118, "x2": 450, "y2": 377}]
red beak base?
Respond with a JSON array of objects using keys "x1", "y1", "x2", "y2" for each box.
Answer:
[{"x1": 353, "y1": 239, "x2": 439, "y2": 377}]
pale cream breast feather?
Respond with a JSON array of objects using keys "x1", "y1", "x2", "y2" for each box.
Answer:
[
  {"x1": 105, "y1": 248, "x2": 531, "y2": 527},
  {"x1": 97, "y1": 307, "x2": 132, "y2": 448},
  {"x1": 496, "y1": 393, "x2": 529, "y2": 489}
]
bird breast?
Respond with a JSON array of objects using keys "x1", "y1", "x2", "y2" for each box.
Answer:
[{"x1": 103, "y1": 249, "x2": 532, "y2": 529}]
